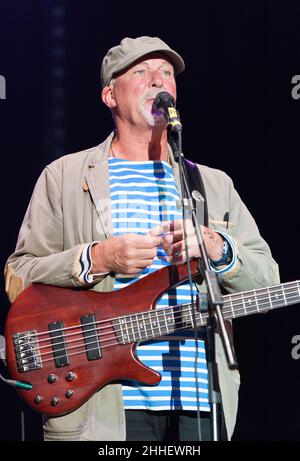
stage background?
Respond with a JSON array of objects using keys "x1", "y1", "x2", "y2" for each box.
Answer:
[{"x1": 0, "y1": 0, "x2": 300, "y2": 440}]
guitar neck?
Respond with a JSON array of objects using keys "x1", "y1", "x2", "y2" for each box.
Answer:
[{"x1": 114, "y1": 280, "x2": 300, "y2": 344}]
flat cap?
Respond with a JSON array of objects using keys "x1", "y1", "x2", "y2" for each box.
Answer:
[{"x1": 101, "y1": 36, "x2": 185, "y2": 87}]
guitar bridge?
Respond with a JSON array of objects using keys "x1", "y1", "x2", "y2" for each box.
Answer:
[{"x1": 13, "y1": 330, "x2": 42, "y2": 373}]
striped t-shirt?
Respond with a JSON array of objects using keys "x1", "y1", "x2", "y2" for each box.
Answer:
[{"x1": 108, "y1": 156, "x2": 210, "y2": 411}]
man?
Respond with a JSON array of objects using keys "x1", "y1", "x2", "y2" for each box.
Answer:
[{"x1": 4, "y1": 36, "x2": 279, "y2": 441}]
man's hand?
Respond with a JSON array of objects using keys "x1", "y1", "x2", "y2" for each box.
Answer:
[
  {"x1": 91, "y1": 234, "x2": 162, "y2": 274},
  {"x1": 150, "y1": 220, "x2": 224, "y2": 264}
]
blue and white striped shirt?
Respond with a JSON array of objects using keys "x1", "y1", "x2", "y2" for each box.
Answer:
[
  {"x1": 109, "y1": 157, "x2": 206, "y2": 412},
  {"x1": 79, "y1": 157, "x2": 237, "y2": 411}
]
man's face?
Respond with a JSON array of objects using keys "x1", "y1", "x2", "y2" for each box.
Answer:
[{"x1": 111, "y1": 53, "x2": 177, "y2": 128}]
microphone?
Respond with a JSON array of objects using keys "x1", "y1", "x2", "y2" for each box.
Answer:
[{"x1": 155, "y1": 91, "x2": 182, "y2": 132}]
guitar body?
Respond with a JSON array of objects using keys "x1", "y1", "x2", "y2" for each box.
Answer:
[{"x1": 5, "y1": 261, "x2": 199, "y2": 416}]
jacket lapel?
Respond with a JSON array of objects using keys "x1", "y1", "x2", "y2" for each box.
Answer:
[{"x1": 85, "y1": 132, "x2": 114, "y2": 239}]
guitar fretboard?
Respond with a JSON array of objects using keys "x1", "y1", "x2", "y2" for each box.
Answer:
[{"x1": 113, "y1": 280, "x2": 300, "y2": 344}]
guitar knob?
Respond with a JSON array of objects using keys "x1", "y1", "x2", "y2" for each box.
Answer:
[
  {"x1": 47, "y1": 374, "x2": 57, "y2": 384},
  {"x1": 66, "y1": 371, "x2": 76, "y2": 381},
  {"x1": 50, "y1": 397, "x2": 59, "y2": 406},
  {"x1": 34, "y1": 395, "x2": 44, "y2": 404},
  {"x1": 65, "y1": 389, "x2": 73, "y2": 398}
]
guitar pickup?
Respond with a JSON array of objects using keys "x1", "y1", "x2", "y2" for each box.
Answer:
[
  {"x1": 49, "y1": 321, "x2": 69, "y2": 368},
  {"x1": 80, "y1": 314, "x2": 101, "y2": 361}
]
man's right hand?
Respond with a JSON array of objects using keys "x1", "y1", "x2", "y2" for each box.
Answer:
[{"x1": 91, "y1": 234, "x2": 162, "y2": 275}]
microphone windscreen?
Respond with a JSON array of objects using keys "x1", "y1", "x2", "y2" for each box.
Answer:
[{"x1": 155, "y1": 91, "x2": 175, "y2": 109}]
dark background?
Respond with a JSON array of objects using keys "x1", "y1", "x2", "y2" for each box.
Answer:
[{"x1": 0, "y1": 0, "x2": 300, "y2": 441}]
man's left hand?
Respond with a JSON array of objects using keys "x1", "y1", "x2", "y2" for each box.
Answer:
[{"x1": 149, "y1": 219, "x2": 224, "y2": 264}]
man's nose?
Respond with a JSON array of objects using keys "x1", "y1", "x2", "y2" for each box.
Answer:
[{"x1": 149, "y1": 70, "x2": 163, "y2": 88}]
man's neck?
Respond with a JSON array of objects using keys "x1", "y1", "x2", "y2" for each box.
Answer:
[{"x1": 111, "y1": 126, "x2": 169, "y2": 162}]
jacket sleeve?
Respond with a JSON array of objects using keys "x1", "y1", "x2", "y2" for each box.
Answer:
[
  {"x1": 217, "y1": 173, "x2": 280, "y2": 293},
  {"x1": 4, "y1": 166, "x2": 97, "y2": 303}
]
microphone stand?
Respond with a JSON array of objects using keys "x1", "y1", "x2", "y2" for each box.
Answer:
[{"x1": 169, "y1": 127, "x2": 238, "y2": 441}]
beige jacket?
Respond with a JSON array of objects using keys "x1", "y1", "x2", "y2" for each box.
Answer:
[{"x1": 4, "y1": 132, "x2": 279, "y2": 440}]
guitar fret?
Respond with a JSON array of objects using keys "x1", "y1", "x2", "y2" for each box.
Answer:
[
  {"x1": 246, "y1": 296, "x2": 255, "y2": 313},
  {"x1": 142, "y1": 313, "x2": 148, "y2": 340},
  {"x1": 256, "y1": 289, "x2": 266, "y2": 313},
  {"x1": 156, "y1": 311, "x2": 162, "y2": 336},
  {"x1": 241, "y1": 293, "x2": 247, "y2": 316},
  {"x1": 198, "y1": 310, "x2": 205, "y2": 327},
  {"x1": 189, "y1": 304, "x2": 195, "y2": 328},
  {"x1": 147, "y1": 311, "x2": 154, "y2": 338},
  {"x1": 129, "y1": 315, "x2": 136, "y2": 342},
  {"x1": 148, "y1": 312, "x2": 155, "y2": 339},
  {"x1": 124, "y1": 319, "x2": 130, "y2": 342},
  {"x1": 267, "y1": 287, "x2": 272, "y2": 310},
  {"x1": 135, "y1": 314, "x2": 142, "y2": 341},
  {"x1": 194, "y1": 310, "x2": 200, "y2": 327},
  {"x1": 119, "y1": 318, "x2": 126, "y2": 344},
  {"x1": 190, "y1": 302, "x2": 207, "y2": 329},
  {"x1": 229, "y1": 296, "x2": 235, "y2": 318},
  {"x1": 163, "y1": 309, "x2": 169, "y2": 334},
  {"x1": 269, "y1": 287, "x2": 283, "y2": 308},
  {"x1": 137, "y1": 313, "x2": 144, "y2": 339},
  {"x1": 282, "y1": 285, "x2": 287, "y2": 306},
  {"x1": 150, "y1": 311, "x2": 160, "y2": 337},
  {"x1": 169, "y1": 309, "x2": 175, "y2": 331},
  {"x1": 254, "y1": 293, "x2": 259, "y2": 312},
  {"x1": 138, "y1": 313, "x2": 144, "y2": 340}
]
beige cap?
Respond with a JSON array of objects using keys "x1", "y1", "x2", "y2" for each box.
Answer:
[{"x1": 101, "y1": 36, "x2": 185, "y2": 87}]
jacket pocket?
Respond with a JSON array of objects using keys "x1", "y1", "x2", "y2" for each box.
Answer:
[
  {"x1": 209, "y1": 219, "x2": 235, "y2": 233},
  {"x1": 43, "y1": 400, "x2": 89, "y2": 441}
]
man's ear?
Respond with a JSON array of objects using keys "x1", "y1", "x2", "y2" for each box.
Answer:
[{"x1": 101, "y1": 86, "x2": 116, "y2": 109}]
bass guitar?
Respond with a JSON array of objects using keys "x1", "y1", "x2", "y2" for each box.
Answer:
[{"x1": 4, "y1": 260, "x2": 300, "y2": 416}]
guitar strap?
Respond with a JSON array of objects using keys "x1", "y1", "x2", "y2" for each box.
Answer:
[
  {"x1": 168, "y1": 130, "x2": 208, "y2": 227},
  {"x1": 183, "y1": 158, "x2": 209, "y2": 227}
]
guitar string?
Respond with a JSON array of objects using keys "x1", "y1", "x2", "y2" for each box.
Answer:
[
  {"x1": 39, "y1": 292, "x2": 300, "y2": 362},
  {"x1": 15, "y1": 292, "x2": 300, "y2": 365},
  {"x1": 20, "y1": 293, "x2": 300, "y2": 367},
  {"x1": 16, "y1": 287, "x2": 300, "y2": 354},
  {"x1": 15, "y1": 288, "x2": 300, "y2": 357},
  {"x1": 39, "y1": 291, "x2": 300, "y2": 365},
  {"x1": 15, "y1": 281, "x2": 300, "y2": 341}
]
